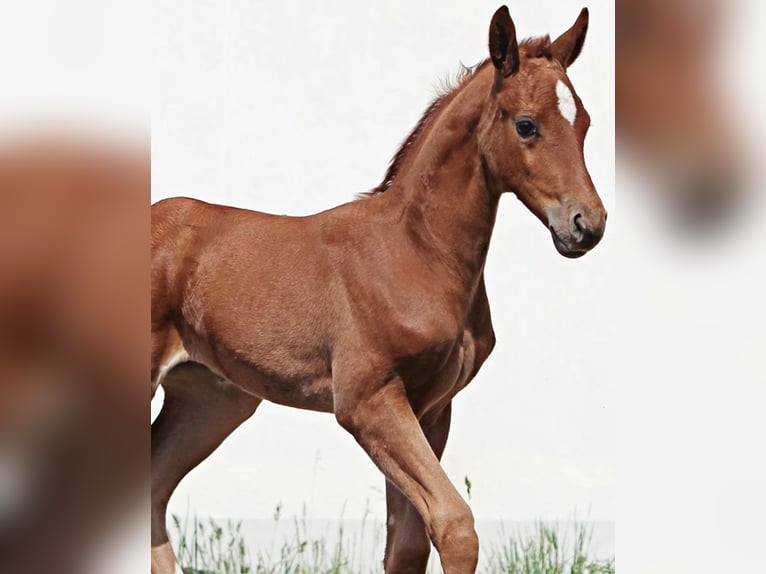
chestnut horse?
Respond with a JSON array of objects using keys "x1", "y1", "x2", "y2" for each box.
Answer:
[
  {"x1": 151, "y1": 6, "x2": 605, "y2": 573},
  {"x1": 616, "y1": 0, "x2": 743, "y2": 225}
]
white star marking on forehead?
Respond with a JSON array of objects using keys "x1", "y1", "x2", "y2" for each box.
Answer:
[{"x1": 556, "y1": 80, "x2": 577, "y2": 126}]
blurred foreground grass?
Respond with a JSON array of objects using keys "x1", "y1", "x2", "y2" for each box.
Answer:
[{"x1": 172, "y1": 509, "x2": 614, "y2": 574}]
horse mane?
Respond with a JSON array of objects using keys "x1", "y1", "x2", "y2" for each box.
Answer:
[
  {"x1": 519, "y1": 35, "x2": 553, "y2": 60},
  {"x1": 361, "y1": 35, "x2": 553, "y2": 198}
]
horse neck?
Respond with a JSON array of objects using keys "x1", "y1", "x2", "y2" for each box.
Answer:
[{"x1": 388, "y1": 67, "x2": 499, "y2": 291}]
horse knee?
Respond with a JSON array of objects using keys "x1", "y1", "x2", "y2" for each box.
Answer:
[{"x1": 431, "y1": 501, "x2": 478, "y2": 558}]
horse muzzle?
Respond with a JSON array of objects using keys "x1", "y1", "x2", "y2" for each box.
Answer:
[{"x1": 548, "y1": 207, "x2": 606, "y2": 258}]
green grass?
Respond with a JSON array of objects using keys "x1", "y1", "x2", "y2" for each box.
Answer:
[
  {"x1": 483, "y1": 521, "x2": 615, "y2": 574},
  {"x1": 173, "y1": 503, "x2": 385, "y2": 574},
  {"x1": 172, "y1": 514, "x2": 252, "y2": 574},
  {"x1": 171, "y1": 509, "x2": 614, "y2": 574}
]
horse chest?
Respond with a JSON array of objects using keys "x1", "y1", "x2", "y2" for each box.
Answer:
[
  {"x1": 452, "y1": 330, "x2": 478, "y2": 391},
  {"x1": 406, "y1": 329, "x2": 484, "y2": 415}
]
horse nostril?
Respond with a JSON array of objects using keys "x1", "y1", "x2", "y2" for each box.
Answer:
[{"x1": 573, "y1": 213, "x2": 585, "y2": 234}]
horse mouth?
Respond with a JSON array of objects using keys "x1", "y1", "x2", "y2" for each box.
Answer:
[{"x1": 550, "y1": 227, "x2": 588, "y2": 258}]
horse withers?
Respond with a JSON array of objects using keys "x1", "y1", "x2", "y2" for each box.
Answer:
[{"x1": 151, "y1": 6, "x2": 606, "y2": 573}]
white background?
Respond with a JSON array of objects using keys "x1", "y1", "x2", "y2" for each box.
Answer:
[{"x1": 151, "y1": 0, "x2": 616, "y2": 527}]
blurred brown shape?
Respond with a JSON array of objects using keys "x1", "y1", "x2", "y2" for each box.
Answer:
[
  {"x1": 616, "y1": 0, "x2": 746, "y2": 229},
  {"x1": 0, "y1": 133, "x2": 149, "y2": 574}
]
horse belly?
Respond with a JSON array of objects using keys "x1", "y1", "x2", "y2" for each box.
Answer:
[
  {"x1": 207, "y1": 354, "x2": 335, "y2": 412},
  {"x1": 232, "y1": 371, "x2": 335, "y2": 413},
  {"x1": 178, "y1": 321, "x2": 336, "y2": 413}
]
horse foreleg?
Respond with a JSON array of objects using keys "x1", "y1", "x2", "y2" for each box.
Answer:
[
  {"x1": 151, "y1": 364, "x2": 261, "y2": 574},
  {"x1": 383, "y1": 404, "x2": 452, "y2": 574},
  {"x1": 334, "y1": 378, "x2": 477, "y2": 574}
]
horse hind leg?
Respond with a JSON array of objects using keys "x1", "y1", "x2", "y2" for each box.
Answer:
[{"x1": 151, "y1": 363, "x2": 261, "y2": 574}]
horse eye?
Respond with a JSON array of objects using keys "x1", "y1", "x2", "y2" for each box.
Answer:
[{"x1": 515, "y1": 119, "x2": 537, "y2": 138}]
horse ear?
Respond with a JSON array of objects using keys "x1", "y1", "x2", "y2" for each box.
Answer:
[
  {"x1": 489, "y1": 6, "x2": 519, "y2": 78},
  {"x1": 551, "y1": 8, "x2": 589, "y2": 69}
]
